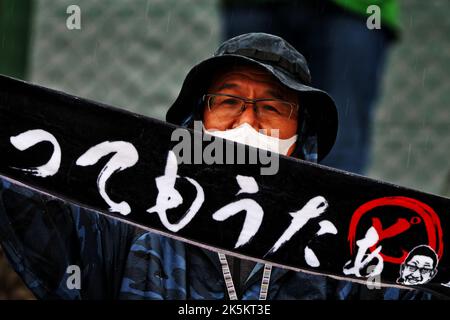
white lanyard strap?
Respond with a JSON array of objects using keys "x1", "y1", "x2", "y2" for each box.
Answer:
[
  {"x1": 259, "y1": 263, "x2": 273, "y2": 300},
  {"x1": 218, "y1": 253, "x2": 272, "y2": 300},
  {"x1": 218, "y1": 252, "x2": 238, "y2": 300}
]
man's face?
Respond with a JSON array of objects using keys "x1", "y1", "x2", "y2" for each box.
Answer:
[
  {"x1": 203, "y1": 65, "x2": 299, "y2": 156},
  {"x1": 400, "y1": 255, "x2": 436, "y2": 285}
]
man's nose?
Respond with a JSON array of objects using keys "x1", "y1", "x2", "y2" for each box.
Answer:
[
  {"x1": 412, "y1": 269, "x2": 423, "y2": 280},
  {"x1": 232, "y1": 103, "x2": 260, "y2": 130}
]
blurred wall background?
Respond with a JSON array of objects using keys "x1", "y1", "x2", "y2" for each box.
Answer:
[
  {"x1": 368, "y1": 0, "x2": 449, "y2": 195},
  {"x1": 0, "y1": 0, "x2": 448, "y2": 299}
]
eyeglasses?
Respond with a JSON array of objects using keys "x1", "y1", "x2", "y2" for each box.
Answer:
[
  {"x1": 204, "y1": 93, "x2": 299, "y2": 120},
  {"x1": 405, "y1": 264, "x2": 434, "y2": 276}
]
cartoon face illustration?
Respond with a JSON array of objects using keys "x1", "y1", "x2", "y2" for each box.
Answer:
[{"x1": 397, "y1": 245, "x2": 438, "y2": 286}]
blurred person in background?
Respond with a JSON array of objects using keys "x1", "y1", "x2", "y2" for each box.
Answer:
[{"x1": 221, "y1": 0, "x2": 398, "y2": 174}]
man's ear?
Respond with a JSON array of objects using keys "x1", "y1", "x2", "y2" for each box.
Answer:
[
  {"x1": 430, "y1": 269, "x2": 438, "y2": 279},
  {"x1": 397, "y1": 264, "x2": 406, "y2": 284}
]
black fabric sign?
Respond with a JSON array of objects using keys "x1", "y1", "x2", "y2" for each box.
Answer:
[{"x1": 1, "y1": 74, "x2": 449, "y2": 298}]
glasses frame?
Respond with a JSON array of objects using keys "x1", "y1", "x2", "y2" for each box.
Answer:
[
  {"x1": 405, "y1": 263, "x2": 434, "y2": 276},
  {"x1": 203, "y1": 93, "x2": 299, "y2": 120}
]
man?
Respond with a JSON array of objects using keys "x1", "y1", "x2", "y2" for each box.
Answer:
[
  {"x1": 397, "y1": 245, "x2": 439, "y2": 286},
  {"x1": 167, "y1": 33, "x2": 337, "y2": 165},
  {"x1": 202, "y1": 64, "x2": 300, "y2": 157},
  {"x1": 0, "y1": 33, "x2": 430, "y2": 299}
]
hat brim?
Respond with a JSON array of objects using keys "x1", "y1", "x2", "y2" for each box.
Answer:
[{"x1": 166, "y1": 54, "x2": 338, "y2": 161}]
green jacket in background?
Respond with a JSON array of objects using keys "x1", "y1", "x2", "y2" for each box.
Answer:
[
  {"x1": 222, "y1": 0, "x2": 400, "y2": 34},
  {"x1": 332, "y1": 0, "x2": 399, "y2": 32}
]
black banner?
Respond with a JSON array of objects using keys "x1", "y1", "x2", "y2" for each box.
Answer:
[{"x1": 1, "y1": 74, "x2": 449, "y2": 298}]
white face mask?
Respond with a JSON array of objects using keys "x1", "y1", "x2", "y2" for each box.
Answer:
[{"x1": 203, "y1": 122, "x2": 297, "y2": 156}]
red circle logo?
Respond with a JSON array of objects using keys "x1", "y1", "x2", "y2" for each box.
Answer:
[{"x1": 348, "y1": 197, "x2": 443, "y2": 264}]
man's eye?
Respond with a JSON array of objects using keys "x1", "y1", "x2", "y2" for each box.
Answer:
[
  {"x1": 221, "y1": 98, "x2": 241, "y2": 106},
  {"x1": 261, "y1": 104, "x2": 281, "y2": 114},
  {"x1": 407, "y1": 265, "x2": 418, "y2": 272}
]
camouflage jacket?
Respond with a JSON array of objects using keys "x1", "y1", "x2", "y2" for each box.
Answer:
[{"x1": 0, "y1": 177, "x2": 432, "y2": 300}]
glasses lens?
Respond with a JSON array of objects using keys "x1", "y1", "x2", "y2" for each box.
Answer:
[
  {"x1": 420, "y1": 268, "x2": 433, "y2": 275},
  {"x1": 208, "y1": 95, "x2": 243, "y2": 116},
  {"x1": 406, "y1": 264, "x2": 418, "y2": 272},
  {"x1": 256, "y1": 100, "x2": 294, "y2": 119},
  {"x1": 207, "y1": 94, "x2": 297, "y2": 120}
]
